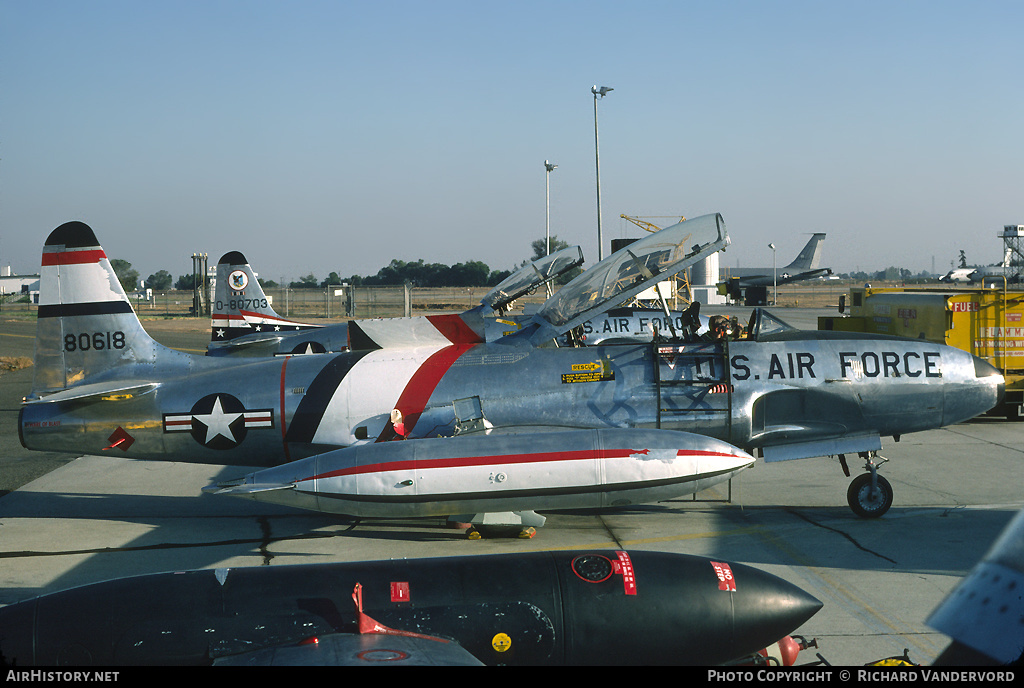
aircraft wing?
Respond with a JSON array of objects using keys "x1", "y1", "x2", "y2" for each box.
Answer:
[
  {"x1": 23, "y1": 380, "x2": 160, "y2": 404},
  {"x1": 481, "y1": 244, "x2": 585, "y2": 313},
  {"x1": 213, "y1": 629, "x2": 484, "y2": 666},
  {"x1": 203, "y1": 482, "x2": 294, "y2": 495},
  {"x1": 527, "y1": 213, "x2": 729, "y2": 343}
]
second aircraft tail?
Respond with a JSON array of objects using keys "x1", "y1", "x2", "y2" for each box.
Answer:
[{"x1": 211, "y1": 251, "x2": 322, "y2": 344}]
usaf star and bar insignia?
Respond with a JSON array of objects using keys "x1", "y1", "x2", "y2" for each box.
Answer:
[{"x1": 163, "y1": 393, "x2": 274, "y2": 450}]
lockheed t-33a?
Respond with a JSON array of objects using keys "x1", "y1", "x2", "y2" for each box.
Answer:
[{"x1": 19, "y1": 214, "x2": 1003, "y2": 533}]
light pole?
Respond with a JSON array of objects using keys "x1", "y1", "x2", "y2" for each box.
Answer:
[
  {"x1": 544, "y1": 159, "x2": 558, "y2": 298},
  {"x1": 592, "y1": 85, "x2": 612, "y2": 261},
  {"x1": 544, "y1": 160, "x2": 557, "y2": 257},
  {"x1": 769, "y1": 242, "x2": 777, "y2": 306}
]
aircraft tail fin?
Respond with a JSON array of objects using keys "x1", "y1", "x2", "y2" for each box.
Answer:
[
  {"x1": 31, "y1": 222, "x2": 192, "y2": 398},
  {"x1": 784, "y1": 233, "x2": 826, "y2": 270},
  {"x1": 212, "y1": 251, "x2": 321, "y2": 344}
]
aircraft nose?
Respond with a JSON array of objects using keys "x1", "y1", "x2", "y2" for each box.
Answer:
[{"x1": 972, "y1": 355, "x2": 1005, "y2": 405}]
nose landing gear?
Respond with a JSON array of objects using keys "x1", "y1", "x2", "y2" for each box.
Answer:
[{"x1": 839, "y1": 452, "x2": 893, "y2": 518}]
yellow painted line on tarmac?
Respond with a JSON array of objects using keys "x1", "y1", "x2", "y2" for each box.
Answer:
[
  {"x1": 504, "y1": 525, "x2": 766, "y2": 553},
  {"x1": 617, "y1": 525, "x2": 764, "y2": 547},
  {"x1": 1, "y1": 331, "x2": 203, "y2": 353},
  {"x1": 752, "y1": 525, "x2": 943, "y2": 660}
]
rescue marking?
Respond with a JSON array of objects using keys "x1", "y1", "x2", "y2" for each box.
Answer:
[{"x1": 562, "y1": 360, "x2": 614, "y2": 384}]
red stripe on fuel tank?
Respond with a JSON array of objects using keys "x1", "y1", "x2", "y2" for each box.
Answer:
[
  {"x1": 311, "y1": 448, "x2": 743, "y2": 480},
  {"x1": 41, "y1": 249, "x2": 106, "y2": 266},
  {"x1": 426, "y1": 314, "x2": 483, "y2": 344},
  {"x1": 376, "y1": 344, "x2": 473, "y2": 441}
]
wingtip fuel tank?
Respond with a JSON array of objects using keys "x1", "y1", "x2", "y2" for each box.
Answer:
[
  {"x1": 204, "y1": 428, "x2": 755, "y2": 519},
  {"x1": 0, "y1": 550, "x2": 822, "y2": 666}
]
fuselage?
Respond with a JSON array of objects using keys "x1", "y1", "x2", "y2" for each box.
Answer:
[{"x1": 19, "y1": 331, "x2": 1003, "y2": 468}]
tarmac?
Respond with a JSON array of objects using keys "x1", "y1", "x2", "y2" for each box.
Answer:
[{"x1": 1, "y1": 308, "x2": 1022, "y2": 667}]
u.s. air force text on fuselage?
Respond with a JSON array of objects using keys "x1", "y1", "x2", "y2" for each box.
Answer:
[{"x1": 729, "y1": 348, "x2": 943, "y2": 381}]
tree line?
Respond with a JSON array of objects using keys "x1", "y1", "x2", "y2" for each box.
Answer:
[
  {"x1": 110, "y1": 237, "x2": 579, "y2": 293},
  {"x1": 117, "y1": 238, "x2": 945, "y2": 294}
]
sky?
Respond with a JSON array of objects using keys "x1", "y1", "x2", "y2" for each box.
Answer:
[{"x1": 2, "y1": 1, "x2": 1022, "y2": 285}]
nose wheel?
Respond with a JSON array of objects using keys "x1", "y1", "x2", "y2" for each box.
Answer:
[{"x1": 843, "y1": 452, "x2": 893, "y2": 518}]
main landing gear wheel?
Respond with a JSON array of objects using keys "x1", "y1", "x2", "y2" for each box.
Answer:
[{"x1": 847, "y1": 473, "x2": 893, "y2": 518}]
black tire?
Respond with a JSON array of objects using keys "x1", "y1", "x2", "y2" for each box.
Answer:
[{"x1": 847, "y1": 473, "x2": 893, "y2": 518}]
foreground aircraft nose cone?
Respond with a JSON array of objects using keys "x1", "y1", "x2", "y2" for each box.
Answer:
[{"x1": 717, "y1": 560, "x2": 824, "y2": 659}]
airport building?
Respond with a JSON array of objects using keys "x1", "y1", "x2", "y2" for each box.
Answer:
[{"x1": 0, "y1": 266, "x2": 40, "y2": 304}]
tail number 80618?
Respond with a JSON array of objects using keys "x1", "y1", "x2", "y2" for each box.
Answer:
[{"x1": 64, "y1": 331, "x2": 126, "y2": 352}]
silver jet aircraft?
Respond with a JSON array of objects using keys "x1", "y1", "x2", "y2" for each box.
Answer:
[
  {"x1": 209, "y1": 246, "x2": 710, "y2": 351},
  {"x1": 20, "y1": 217, "x2": 750, "y2": 535},
  {"x1": 207, "y1": 245, "x2": 585, "y2": 356},
  {"x1": 19, "y1": 213, "x2": 1003, "y2": 526}
]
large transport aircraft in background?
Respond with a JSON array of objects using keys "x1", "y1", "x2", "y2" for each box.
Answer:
[
  {"x1": 723, "y1": 233, "x2": 832, "y2": 287},
  {"x1": 19, "y1": 214, "x2": 1003, "y2": 527}
]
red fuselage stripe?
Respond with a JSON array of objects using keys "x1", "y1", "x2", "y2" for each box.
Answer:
[
  {"x1": 41, "y1": 249, "x2": 106, "y2": 266},
  {"x1": 426, "y1": 314, "x2": 483, "y2": 344},
  {"x1": 309, "y1": 448, "x2": 744, "y2": 480},
  {"x1": 376, "y1": 344, "x2": 473, "y2": 441}
]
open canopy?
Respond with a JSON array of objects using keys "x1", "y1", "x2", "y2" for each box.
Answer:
[
  {"x1": 527, "y1": 213, "x2": 729, "y2": 343},
  {"x1": 480, "y1": 244, "x2": 584, "y2": 313}
]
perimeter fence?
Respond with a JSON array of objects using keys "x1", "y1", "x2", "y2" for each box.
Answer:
[{"x1": 0, "y1": 280, "x2": 927, "y2": 318}]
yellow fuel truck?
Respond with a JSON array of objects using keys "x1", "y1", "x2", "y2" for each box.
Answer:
[{"x1": 819, "y1": 286, "x2": 1024, "y2": 420}]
